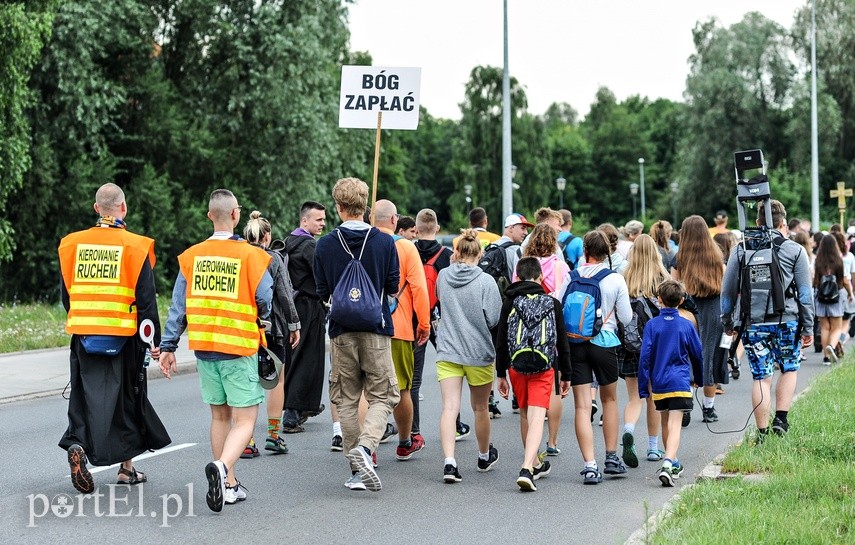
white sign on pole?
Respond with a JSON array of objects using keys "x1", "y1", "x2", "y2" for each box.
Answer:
[{"x1": 339, "y1": 66, "x2": 422, "y2": 130}]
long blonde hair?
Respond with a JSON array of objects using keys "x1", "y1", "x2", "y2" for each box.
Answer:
[
  {"x1": 623, "y1": 234, "x2": 670, "y2": 298},
  {"x1": 677, "y1": 215, "x2": 723, "y2": 297}
]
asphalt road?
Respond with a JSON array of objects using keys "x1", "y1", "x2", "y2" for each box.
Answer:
[{"x1": 1, "y1": 343, "x2": 831, "y2": 544}]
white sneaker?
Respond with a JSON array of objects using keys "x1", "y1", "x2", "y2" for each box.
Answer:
[
  {"x1": 825, "y1": 345, "x2": 839, "y2": 364},
  {"x1": 224, "y1": 481, "x2": 247, "y2": 504},
  {"x1": 346, "y1": 447, "x2": 381, "y2": 491},
  {"x1": 344, "y1": 473, "x2": 366, "y2": 490},
  {"x1": 204, "y1": 460, "x2": 227, "y2": 512}
]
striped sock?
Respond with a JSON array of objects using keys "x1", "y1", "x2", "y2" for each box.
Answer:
[{"x1": 268, "y1": 418, "x2": 281, "y2": 440}]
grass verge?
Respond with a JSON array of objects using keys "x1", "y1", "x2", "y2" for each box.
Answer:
[
  {"x1": 0, "y1": 297, "x2": 173, "y2": 354},
  {"x1": 648, "y1": 358, "x2": 855, "y2": 544}
]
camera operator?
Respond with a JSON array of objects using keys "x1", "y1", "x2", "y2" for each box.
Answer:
[{"x1": 721, "y1": 200, "x2": 815, "y2": 438}]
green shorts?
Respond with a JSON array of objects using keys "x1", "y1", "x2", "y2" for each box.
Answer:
[
  {"x1": 436, "y1": 360, "x2": 495, "y2": 387},
  {"x1": 391, "y1": 338, "x2": 415, "y2": 390},
  {"x1": 197, "y1": 355, "x2": 264, "y2": 408}
]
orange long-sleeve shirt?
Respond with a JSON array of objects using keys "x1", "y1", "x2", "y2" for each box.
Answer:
[{"x1": 380, "y1": 228, "x2": 430, "y2": 341}]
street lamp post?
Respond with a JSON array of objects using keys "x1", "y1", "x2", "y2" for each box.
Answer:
[
  {"x1": 638, "y1": 158, "x2": 646, "y2": 220},
  {"x1": 464, "y1": 184, "x2": 472, "y2": 213},
  {"x1": 630, "y1": 183, "x2": 639, "y2": 219},
  {"x1": 555, "y1": 177, "x2": 566, "y2": 209},
  {"x1": 670, "y1": 181, "x2": 679, "y2": 225}
]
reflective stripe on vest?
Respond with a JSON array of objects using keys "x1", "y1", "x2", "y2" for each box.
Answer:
[
  {"x1": 59, "y1": 228, "x2": 154, "y2": 337},
  {"x1": 178, "y1": 239, "x2": 270, "y2": 356}
]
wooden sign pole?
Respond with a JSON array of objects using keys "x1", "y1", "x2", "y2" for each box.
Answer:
[{"x1": 369, "y1": 112, "x2": 383, "y2": 226}]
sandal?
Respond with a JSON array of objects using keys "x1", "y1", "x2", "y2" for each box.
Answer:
[{"x1": 117, "y1": 467, "x2": 147, "y2": 485}]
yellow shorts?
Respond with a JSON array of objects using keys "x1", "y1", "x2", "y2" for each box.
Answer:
[
  {"x1": 436, "y1": 360, "x2": 495, "y2": 387},
  {"x1": 390, "y1": 338, "x2": 414, "y2": 390}
]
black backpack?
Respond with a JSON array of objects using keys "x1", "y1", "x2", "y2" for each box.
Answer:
[
  {"x1": 507, "y1": 293, "x2": 557, "y2": 374},
  {"x1": 817, "y1": 273, "x2": 840, "y2": 304},
  {"x1": 736, "y1": 232, "x2": 793, "y2": 326},
  {"x1": 479, "y1": 241, "x2": 518, "y2": 296},
  {"x1": 619, "y1": 296, "x2": 659, "y2": 353}
]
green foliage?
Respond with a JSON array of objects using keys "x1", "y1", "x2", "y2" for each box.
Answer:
[
  {"x1": 0, "y1": 2, "x2": 55, "y2": 261},
  {"x1": 680, "y1": 13, "x2": 796, "y2": 216},
  {"x1": 8, "y1": 3, "x2": 855, "y2": 302},
  {"x1": 651, "y1": 358, "x2": 855, "y2": 544}
]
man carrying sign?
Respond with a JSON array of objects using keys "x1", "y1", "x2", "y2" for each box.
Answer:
[
  {"x1": 159, "y1": 189, "x2": 273, "y2": 512},
  {"x1": 58, "y1": 183, "x2": 171, "y2": 494}
]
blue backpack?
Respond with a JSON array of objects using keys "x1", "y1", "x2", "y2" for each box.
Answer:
[
  {"x1": 328, "y1": 229, "x2": 384, "y2": 331},
  {"x1": 562, "y1": 268, "x2": 613, "y2": 343}
]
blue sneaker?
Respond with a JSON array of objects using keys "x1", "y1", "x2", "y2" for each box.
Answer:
[
  {"x1": 580, "y1": 466, "x2": 603, "y2": 485},
  {"x1": 646, "y1": 449, "x2": 665, "y2": 462}
]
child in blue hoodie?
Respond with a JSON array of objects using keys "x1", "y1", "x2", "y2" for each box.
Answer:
[{"x1": 638, "y1": 280, "x2": 703, "y2": 487}]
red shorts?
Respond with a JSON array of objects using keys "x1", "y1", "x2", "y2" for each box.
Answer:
[{"x1": 508, "y1": 368, "x2": 554, "y2": 409}]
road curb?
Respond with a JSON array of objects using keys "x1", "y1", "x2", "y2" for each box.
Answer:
[
  {"x1": 0, "y1": 356, "x2": 199, "y2": 405},
  {"x1": 624, "y1": 383, "x2": 816, "y2": 544}
]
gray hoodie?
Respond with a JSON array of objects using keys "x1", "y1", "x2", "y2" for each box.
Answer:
[{"x1": 435, "y1": 263, "x2": 502, "y2": 366}]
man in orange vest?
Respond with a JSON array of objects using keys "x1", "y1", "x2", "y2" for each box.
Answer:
[
  {"x1": 58, "y1": 183, "x2": 171, "y2": 495},
  {"x1": 159, "y1": 189, "x2": 273, "y2": 512}
]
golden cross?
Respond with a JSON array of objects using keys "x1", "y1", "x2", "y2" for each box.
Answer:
[{"x1": 830, "y1": 181, "x2": 852, "y2": 226}]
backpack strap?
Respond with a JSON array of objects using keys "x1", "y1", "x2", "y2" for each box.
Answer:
[
  {"x1": 426, "y1": 248, "x2": 443, "y2": 266},
  {"x1": 592, "y1": 268, "x2": 614, "y2": 282},
  {"x1": 336, "y1": 228, "x2": 372, "y2": 261}
]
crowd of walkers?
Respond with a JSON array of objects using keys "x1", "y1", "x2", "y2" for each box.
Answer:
[{"x1": 60, "y1": 180, "x2": 845, "y2": 510}]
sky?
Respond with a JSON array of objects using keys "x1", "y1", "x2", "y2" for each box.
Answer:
[{"x1": 347, "y1": 0, "x2": 808, "y2": 120}]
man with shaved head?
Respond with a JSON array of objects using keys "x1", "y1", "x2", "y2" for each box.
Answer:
[
  {"x1": 160, "y1": 188, "x2": 273, "y2": 512},
  {"x1": 374, "y1": 199, "x2": 430, "y2": 461},
  {"x1": 58, "y1": 183, "x2": 171, "y2": 495}
]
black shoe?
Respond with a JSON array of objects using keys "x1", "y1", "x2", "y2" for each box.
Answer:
[
  {"x1": 590, "y1": 400, "x2": 599, "y2": 423},
  {"x1": 511, "y1": 396, "x2": 519, "y2": 414},
  {"x1": 331, "y1": 435, "x2": 343, "y2": 452},
  {"x1": 380, "y1": 422, "x2": 398, "y2": 444},
  {"x1": 443, "y1": 464, "x2": 462, "y2": 483},
  {"x1": 455, "y1": 422, "x2": 470, "y2": 441},
  {"x1": 771, "y1": 417, "x2": 789, "y2": 436},
  {"x1": 603, "y1": 453, "x2": 627, "y2": 475},
  {"x1": 702, "y1": 407, "x2": 719, "y2": 423},
  {"x1": 516, "y1": 468, "x2": 536, "y2": 491},
  {"x1": 488, "y1": 402, "x2": 502, "y2": 419},
  {"x1": 682, "y1": 410, "x2": 691, "y2": 427},
  {"x1": 477, "y1": 444, "x2": 499, "y2": 472},
  {"x1": 532, "y1": 459, "x2": 551, "y2": 480},
  {"x1": 68, "y1": 444, "x2": 95, "y2": 494},
  {"x1": 302, "y1": 404, "x2": 326, "y2": 419}
]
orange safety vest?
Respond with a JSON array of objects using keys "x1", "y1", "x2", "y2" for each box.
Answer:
[
  {"x1": 178, "y1": 239, "x2": 271, "y2": 356},
  {"x1": 59, "y1": 227, "x2": 156, "y2": 337}
]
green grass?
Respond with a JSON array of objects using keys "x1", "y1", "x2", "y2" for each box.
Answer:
[
  {"x1": 0, "y1": 296, "x2": 173, "y2": 354},
  {"x1": 648, "y1": 359, "x2": 855, "y2": 545}
]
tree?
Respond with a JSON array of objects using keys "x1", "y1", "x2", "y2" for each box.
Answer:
[
  {"x1": 0, "y1": 1, "x2": 54, "y2": 261},
  {"x1": 679, "y1": 14, "x2": 796, "y2": 217},
  {"x1": 450, "y1": 65, "x2": 528, "y2": 226}
]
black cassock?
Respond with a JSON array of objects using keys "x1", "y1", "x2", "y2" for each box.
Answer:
[{"x1": 58, "y1": 259, "x2": 171, "y2": 466}]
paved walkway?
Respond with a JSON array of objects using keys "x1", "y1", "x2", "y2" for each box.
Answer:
[{"x1": 0, "y1": 337, "x2": 197, "y2": 403}]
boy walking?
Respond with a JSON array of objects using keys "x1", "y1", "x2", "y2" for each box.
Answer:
[
  {"x1": 638, "y1": 280, "x2": 703, "y2": 487},
  {"x1": 496, "y1": 257, "x2": 571, "y2": 491}
]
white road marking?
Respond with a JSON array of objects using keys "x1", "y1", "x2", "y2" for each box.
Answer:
[{"x1": 66, "y1": 443, "x2": 197, "y2": 477}]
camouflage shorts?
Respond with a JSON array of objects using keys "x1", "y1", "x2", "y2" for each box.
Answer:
[{"x1": 743, "y1": 321, "x2": 801, "y2": 380}]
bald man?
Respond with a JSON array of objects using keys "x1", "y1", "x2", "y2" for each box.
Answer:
[
  {"x1": 160, "y1": 188, "x2": 273, "y2": 512},
  {"x1": 374, "y1": 199, "x2": 430, "y2": 460},
  {"x1": 58, "y1": 183, "x2": 171, "y2": 494}
]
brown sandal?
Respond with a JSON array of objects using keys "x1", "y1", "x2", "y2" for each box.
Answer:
[{"x1": 116, "y1": 467, "x2": 147, "y2": 485}]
